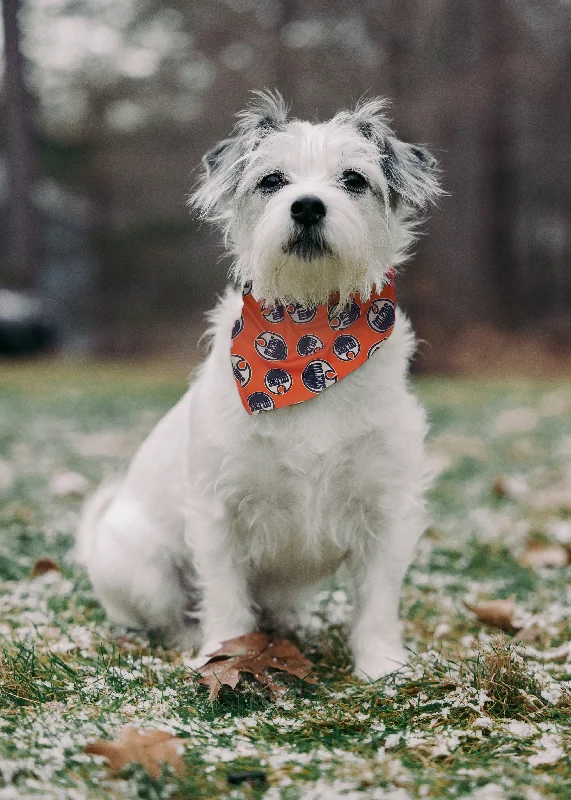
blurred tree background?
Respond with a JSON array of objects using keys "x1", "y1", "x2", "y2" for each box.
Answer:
[{"x1": 1, "y1": 0, "x2": 570, "y2": 369}]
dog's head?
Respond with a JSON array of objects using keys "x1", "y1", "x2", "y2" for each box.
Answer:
[{"x1": 190, "y1": 91, "x2": 442, "y2": 306}]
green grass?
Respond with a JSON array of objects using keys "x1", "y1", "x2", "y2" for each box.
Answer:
[{"x1": 1, "y1": 364, "x2": 571, "y2": 798}]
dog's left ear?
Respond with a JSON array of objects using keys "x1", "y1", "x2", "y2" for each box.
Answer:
[
  {"x1": 381, "y1": 136, "x2": 441, "y2": 209},
  {"x1": 350, "y1": 98, "x2": 441, "y2": 209}
]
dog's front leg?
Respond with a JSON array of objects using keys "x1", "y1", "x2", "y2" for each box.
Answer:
[
  {"x1": 189, "y1": 506, "x2": 257, "y2": 648},
  {"x1": 349, "y1": 496, "x2": 424, "y2": 681}
]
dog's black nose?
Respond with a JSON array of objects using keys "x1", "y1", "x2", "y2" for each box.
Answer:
[{"x1": 290, "y1": 195, "x2": 326, "y2": 226}]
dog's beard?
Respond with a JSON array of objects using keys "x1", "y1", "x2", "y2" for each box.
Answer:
[
  {"x1": 232, "y1": 202, "x2": 391, "y2": 307},
  {"x1": 260, "y1": 251, "x2": 366, "y2": 307},
  {"x1": 283, "y1": 224, "x2": 333, "y2": 262}
]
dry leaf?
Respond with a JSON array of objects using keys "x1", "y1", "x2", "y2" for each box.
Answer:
[
  {"x1": 492, "y1": 477, "x2": 510, "y2": 498},
  {"x1": 464, "y1": 596, "x2": 518, "y2": 632},
  {"x1": 466, "y1": 594, "x2": 546, "y2": 643},
  {"x1": 31, "y1": 557, "x2": 61, "y2": 578},
  {"x1": 85, "y1": 727, "x2": 185, "y2": 780},
  {"x1": 492, "y1": 476, "x2": 528, "y2": 501},
  {"x1": 519, "y1": 540, "x2": 569, "y2": 569},
  {"x1": 197, "y1": 632, "x2": 316, "y2": 701}
]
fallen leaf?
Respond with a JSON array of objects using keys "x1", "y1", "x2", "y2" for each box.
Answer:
[
  {"x1": 464, "y1": 596, "x2": 518, "y2": 632},
  {"x1": 492, "y1": 475, "x2": 528, "y2": 501},
  {"x1": 31, "y1": 557, "x2": 61, "y2": 578},
  {"x1": 84, "y1": 727, "x2": 185, "y2": 780},
  {"x1": 519, "y1": 540, "x2": 569, "y2": 568},
  {"x1": 197, "y1": 632, "x2": 316, "y2": 701}
]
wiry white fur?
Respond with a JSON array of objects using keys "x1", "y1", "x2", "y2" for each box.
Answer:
[
  {"x1": 77, "y1": 92, "x2": 441, "y2": 679},
  {"x1": 191, "y1": 93, "x2": 440, "y2": 307}
]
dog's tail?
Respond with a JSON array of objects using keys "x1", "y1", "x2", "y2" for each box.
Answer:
[{"x1": 75, "y1": 477, "x2": 123, "y2": 565}]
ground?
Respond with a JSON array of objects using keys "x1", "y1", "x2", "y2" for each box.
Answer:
[{"x1": 0, "y1": 363, "x2": 570, "y2": 799}]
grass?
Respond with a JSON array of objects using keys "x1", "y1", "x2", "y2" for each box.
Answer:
[{"x1": 1, "y1": 362, "x2": 571, "y2": 798}]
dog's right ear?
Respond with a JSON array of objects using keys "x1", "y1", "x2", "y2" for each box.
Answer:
[
  {"x1": 348, "y1": 97, "x2": 442, "y2": 209},
  {"x1": 189, "y1": 90, "x2": 288, "y2": 222},
  {"x1": 203, "y1": 138, "x2": 236, "y2": 175},
  {"x1": 189, "y1": 134, "x2": 246, "y2": 221}
]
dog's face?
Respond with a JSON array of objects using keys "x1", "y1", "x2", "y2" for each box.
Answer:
[{"x1": 190, "y1": 92, "x2": 441, "y2": 306}]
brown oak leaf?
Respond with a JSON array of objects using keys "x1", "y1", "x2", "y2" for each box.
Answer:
[
  {"x1": 30, "y1": 557, "x2": 61, "y2": 578},
  {"x1": 197, "y1": 632, "x2": 316, "y2": 700},
  {"x1": 519, "y1": 540, "x2": 569, "y2": 569},
  {"x1": 84, "y1": 727, "x2": 185, "y2": 780},
  {"x1": 464, "y1": 596, "x2": 519, "y2": 632}
]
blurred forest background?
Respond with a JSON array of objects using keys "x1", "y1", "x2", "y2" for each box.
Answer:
[{"x1": 1, "y1": 0, "x2": 570, "y2": 371}]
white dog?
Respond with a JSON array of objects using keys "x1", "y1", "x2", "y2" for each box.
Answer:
[{"x1": 77, "y1": 92, "x2": 441, "y2": 679}]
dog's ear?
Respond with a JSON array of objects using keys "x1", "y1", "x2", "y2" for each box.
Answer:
[
  {"x1": 351, "y1": 97, "x2": 441, "y2": 208},
  {"x1": 380, "y1": 137, "x2": 441, "y2": 209},
  {"x1": 189, "y1": 135, "x2": 246, "y2": 221},
  {"x1": 202, "y1": 138, "x2": 236, "y2": 175},
  {"x1": 235, "y1": 89, "x2": 289, "y2": 138},
  {"x1": 189, "y1": 90, "x2": 289, "y2": 222}
]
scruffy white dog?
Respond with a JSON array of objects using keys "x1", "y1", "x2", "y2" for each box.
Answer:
[{"x1": 77, "y1": 92, "x2": 441, "y2": 679}]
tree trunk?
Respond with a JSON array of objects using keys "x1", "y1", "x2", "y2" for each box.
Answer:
[{"x1": 2, "y1": 0, "x2": 39, "y2": 290}]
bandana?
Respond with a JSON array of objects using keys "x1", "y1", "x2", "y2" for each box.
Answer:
[{"x1": 230, "y1": 273, "x2": 396, "y2": 414}]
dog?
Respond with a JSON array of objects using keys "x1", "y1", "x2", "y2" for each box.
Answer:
[{"x1": 77, "y1": 91, "x2": 442, "y2": 679}]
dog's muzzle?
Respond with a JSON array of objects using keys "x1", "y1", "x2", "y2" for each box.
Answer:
[{"x1": 285, "y1": 195, "x2": 331, "y2": 260}]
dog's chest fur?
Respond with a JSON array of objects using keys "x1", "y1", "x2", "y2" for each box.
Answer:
[{"x1": 187, "y1": 289, "x2": 424, "y2": 584}]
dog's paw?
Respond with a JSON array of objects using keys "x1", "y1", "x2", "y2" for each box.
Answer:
[{"x1": 353, "y1": 645, "x2": 408, "y2": 681}]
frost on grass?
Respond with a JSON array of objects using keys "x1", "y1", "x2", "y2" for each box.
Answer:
[{"x1": 1, "y1": 377, "x2": 571, "y2": 798}]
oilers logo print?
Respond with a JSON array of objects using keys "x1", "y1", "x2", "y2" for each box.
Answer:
[
  {"x1": 231, "y1": 276, "x2": 396, "y2": 414},
  {"x1": 302, "y1": 360, "x2": 338, "y2": 393},
  {"x1": 297, "y1": 334, "x2": 324, "y2": 357},
  {"x1": 254, "y1": 331, "x2": 288, "y2": 361},
  {"x1": 264, "y1": 368, "x2": 293, "y2": 395},
  {"x1": 260, "y1": 301, "x2": 285, "y2": 323},
  {"x1": 328, "y1": 299, "x2": 361, "y2": 331},
  {"x1": 367, "y1": 298, "x2": 395, "y2": 333},
  {"x1": 231, "y1": 315, "x2": 244, "y2": 339},
  {"x1": 247, "y1": 391, "x2": 274, "y2": 414},
  {"x1": 231, "y1": 354, "x2": 251, "y2": 388},
  {"x1": 333, "y1": 334, "x2": 360, "y2": 361},
  {"x1": 286, "y1": 302, "x2": 317, "y2": 324}
]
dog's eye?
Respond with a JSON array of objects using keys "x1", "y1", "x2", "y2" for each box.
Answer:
[
  {"x1": 258, "y1": 173, "x2": 287, "y2": 192},
  {"x1": 340, "y1": 171, "x2": 368, "y2": 193}
]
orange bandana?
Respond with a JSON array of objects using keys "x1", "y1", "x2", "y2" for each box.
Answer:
[{"x1": 230, "y1": 274, "x2": 396, "y2": 414}]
